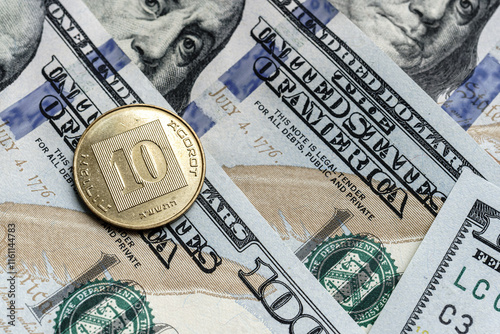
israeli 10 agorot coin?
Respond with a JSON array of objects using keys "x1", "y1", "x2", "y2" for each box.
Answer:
[{"x1": 74, "y1": 104, "x2": 205, "y2": 230}]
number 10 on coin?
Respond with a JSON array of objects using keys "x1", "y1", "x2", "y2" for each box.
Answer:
[{"x1": 74, "y1": 104, "x2": 205, "y2": 230}]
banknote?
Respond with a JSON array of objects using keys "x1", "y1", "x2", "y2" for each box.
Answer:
[
  {"x1": 181, "y1": 0, "x2": 500, "y2": 328},
  {"x1": 442, "y1": 39, "x2": 500, "y2": 164},
  {"x1": 80, "y1": 0, "x2": 347, "y2": 115},
  {"x1": 81, "y1": 0, "x2": 249, "y2": 113},
  {"x1": 370, "y1": 170, "x2": 500, "y2": 333},
  {"x1": 0, "y1": 1, "x2": 364, "y2": 333},
  {"x1": 0, "y1": 158, "x2": 364, "y2": 334},
  {"x1": 328, "y1": 0, "x2": 500, "y2": 103},
  {"x1": 80, "y1": 0, "x2": 500, "y2": 107}
]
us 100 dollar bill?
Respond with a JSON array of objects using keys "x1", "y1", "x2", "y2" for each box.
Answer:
[
  {"x1": 370, "y1": 170, "x2": 500, "y2": 333},
  {"x1": 0, "y1": 157, "x2": 364, "y2": 334},
  {"x1": 0, "y1": 1, "x2": 363, "y2": 333},
  {"x1": 184, "y1": 0, "x2": 500, "y2": 328},
  {"x1": 328, "y1": 0, "x2": 500, "y2": 103}
]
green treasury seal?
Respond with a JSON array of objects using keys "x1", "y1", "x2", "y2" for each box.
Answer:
[
  {"x1": 305, "y1": 234, "x2": 398, "y2": 327},
  {"x1": 54, "y1": 279, "x2": 155, "y2": 333}
]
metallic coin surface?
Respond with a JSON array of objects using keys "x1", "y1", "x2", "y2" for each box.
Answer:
[{"x1": 74, "y1": 104, "x2": 205, "y2": 230}]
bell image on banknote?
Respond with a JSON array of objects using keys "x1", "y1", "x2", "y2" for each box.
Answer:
[{"x1": 1, "y1": 0, "x2": 500, "y2": 333}]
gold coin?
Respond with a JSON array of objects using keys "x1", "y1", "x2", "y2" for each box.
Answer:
[{"x1": 73, "y1": 104, "x2": 205, "y2": 230}]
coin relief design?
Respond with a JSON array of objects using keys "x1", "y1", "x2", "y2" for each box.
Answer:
[{"x1": 74, "y1": 104, "x2": 205, "y2": 230}]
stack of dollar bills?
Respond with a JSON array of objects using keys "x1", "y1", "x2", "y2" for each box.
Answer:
[{"x1": 1, "y1": 0, "x2": 500, "y2": 333}]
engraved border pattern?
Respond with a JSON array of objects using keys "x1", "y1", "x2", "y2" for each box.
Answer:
[{"x1": 400, "y1": 200, "x2": 491, "y2": 333}]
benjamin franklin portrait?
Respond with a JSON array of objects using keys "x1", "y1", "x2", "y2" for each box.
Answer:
[
  {"x1": 331, "y1": 0, "x2": 500, "y2": 100},
  {"x1": 0, "y1": 0, "x2": 46, "y2": 92},
  {"x1": 84, "y1": 0, "x2": 246, "y2": 113}
]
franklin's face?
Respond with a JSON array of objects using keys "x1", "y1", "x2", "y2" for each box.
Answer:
[
  {"x1": 0, "y1": 1, "x2": 45, "y2": 91},
  {"x1": 333, "y1": 0, "x2": 499, "y2": 74},
  {"x1": 85, "y1": 0, "x2": 244, "y2": 102}
]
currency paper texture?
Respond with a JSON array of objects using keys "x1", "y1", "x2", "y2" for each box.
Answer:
[
  {"x1": 370, "y1": 170, "x2": 500, "y2": 334},
  {"x1": 328, "y1": 0, "x2": 500, "y2": 103},
  {"x1": 185, "y1": 0, "x2": 500, "y2": 328},
  {"x1": 0, "y1": 1, "x2": 363, "y2": 333},
  {"x1": 80, "y1": 0, "x2": 500, "y2": 107}
]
